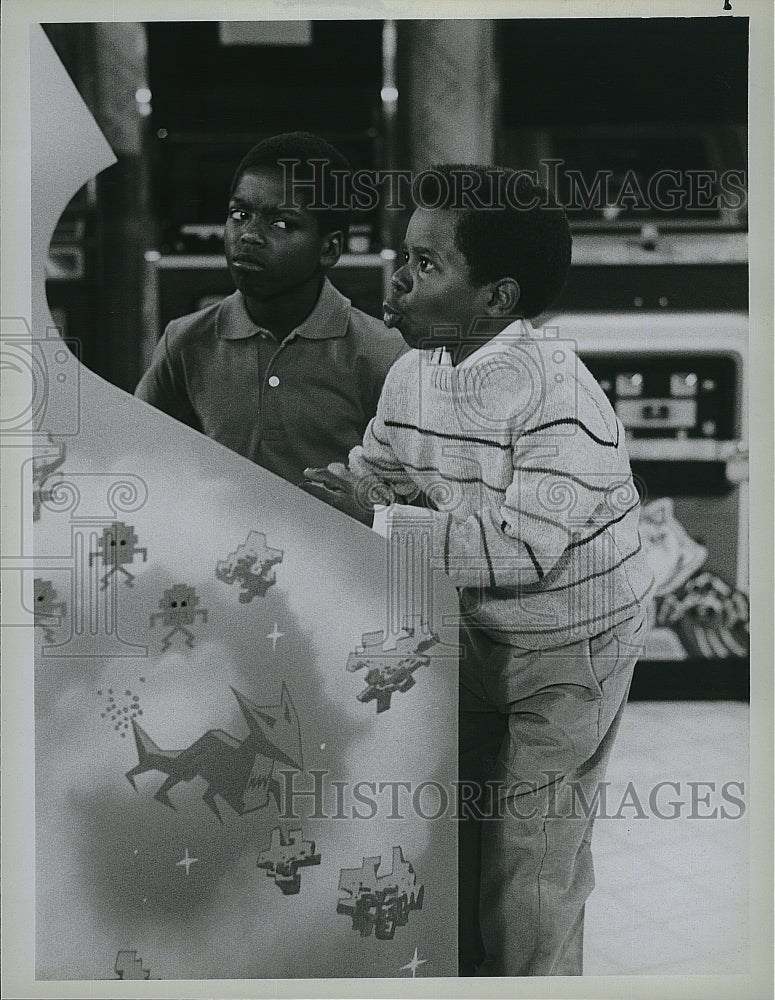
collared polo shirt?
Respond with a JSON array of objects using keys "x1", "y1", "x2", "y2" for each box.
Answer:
[{"x1": 136, "y1": 278, "x2": 407, "y2": 485}]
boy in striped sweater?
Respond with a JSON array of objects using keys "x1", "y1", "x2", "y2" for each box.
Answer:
[{"x1": 304, "y1": 166, "x2": 654, "y2": 976}]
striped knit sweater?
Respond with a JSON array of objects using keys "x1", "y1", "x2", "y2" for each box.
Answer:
[{"x1": 349, "y1": 321, "x2": 655, "y2": 650}]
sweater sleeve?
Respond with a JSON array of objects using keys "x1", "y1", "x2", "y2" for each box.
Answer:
[
  {"x1": 348, "y1": 390, "x2": 421, "y2": 504},
  {"x1": 364, "y1": 338, "x2": 409, "y2": 423},
  {"x1": 135, "y1": 324, "x2": 201, "y2": 431},
  {"x1": 385, "y1": 427, "x2": 635, "y2": 591}
]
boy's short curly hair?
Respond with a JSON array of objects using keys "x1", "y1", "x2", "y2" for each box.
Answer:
[
  {"x1": 416, "y1": 165, "x2": 572, "y2": 318},
  {"x1": 230, "y1": 131, "x2": 352, "y2": 240}
]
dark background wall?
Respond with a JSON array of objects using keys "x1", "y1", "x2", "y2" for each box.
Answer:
[
  {"x1": 43, "y1": 17, "x2": 748, "y2": 390},
  {"x1": 498, "y1": 18, "x2": 747, "y2": 125}
]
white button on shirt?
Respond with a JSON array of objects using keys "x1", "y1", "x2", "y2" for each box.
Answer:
[{"x1": 268, "y1": 375, "x2": 280, "y2": 387}]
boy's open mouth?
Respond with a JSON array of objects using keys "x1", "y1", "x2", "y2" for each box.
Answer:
[
  {"x1": 232, "y1": 256, "x2": 265, "y2": 271},
  {"x1": 382, "y1": 301, "x2": 403, "y2": 328}
]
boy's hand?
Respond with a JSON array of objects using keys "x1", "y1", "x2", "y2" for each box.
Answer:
[
  {"x1": 302, "y1": 462, "x2": 357, "y2": 505},
  {"x1": 302, "y1": 463, "x2": 395, "y2": 522}
]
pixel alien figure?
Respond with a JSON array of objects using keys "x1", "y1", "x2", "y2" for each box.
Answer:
[
  {"x1": 32, "y1": 434, "x2": 66, "y2": 522},
  {"x1": 346, "y1": 627, "x2": 442, "y2": 713},
  {"x1": 126, "y1": 683, "x2": 303, "y2": 823},
  {"x1": 257, "y1": 826, "x2": 321, "y2": 895},
  {"x1": 215, "y1": 530, "x2": 283, "y2": 603},
  {"x1": 337, "y1": 846, "x2": 425, "y2": 940},
  {"x1": 33, "y1": 578, "x2": 66, "y2": 641},
  {"x1": 89, "y1": 521, "x2": 147, "y2": 589},
  {"x1": 150, "y1": 584, "x2": 208, "y2": 650},
  {"x1": 114, "y1": 950, "x2": 150, "y2": 980}
]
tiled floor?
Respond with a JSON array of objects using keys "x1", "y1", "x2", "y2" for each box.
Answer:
[{"x1": 584, "y1": 701, "x2": 749, "y2": 975}]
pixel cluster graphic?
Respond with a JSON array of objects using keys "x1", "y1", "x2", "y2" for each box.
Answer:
[
  {"x1": 114, "y1": 950, "x2": 150, "y2": 980},
  {"x1": 337, "y1": 847, "x2": 425, "y2": 939},
  {"x1": 215, "y1": 531, "x2": 283, "y2": 603},
  {"x1": 257, "y1": 826, "x2": 321, "y2": 895},
  {"x1": 346, "y1": 626, "x2": 441, "y2": 713}
]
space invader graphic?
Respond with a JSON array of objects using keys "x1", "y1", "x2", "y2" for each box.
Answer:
[
  {"x1": 150, "y1": 584, "x2": 208, "y2": 651},
  {"x1": 346, "y1": 626, "x2": 441, "y2": 713},
  {"x1": 114, "y1": 950, "x2": 150, "y2": 979},
  {"x1": 32, "y1": 433, "x2": 66, "y2": 521},
  {"x1": 215, "y1": 531, "x2": 283, "y2": 603},
  {"x1": 257, "y1": 826, "x2": 321, "y2": 895},
  {"x1": 33, "y1": 578, "x2": 66, "y2": 641},
  {"x1": 337, "y1": 846, "x2": 425, "y2": 940},
  {"x1": 88, "y1": 522, "x2": 147, "y2": 590}
]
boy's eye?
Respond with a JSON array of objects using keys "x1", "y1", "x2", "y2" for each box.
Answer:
[
  {"x1": 229, "y1": 208, "x2": 248, "y2": 222},
  {"x1": 418, "y1": 256, "x2": 435, "y2": 272},
  {"x1": 272, "y1": 219, "x2": 288, "y2": 229}
]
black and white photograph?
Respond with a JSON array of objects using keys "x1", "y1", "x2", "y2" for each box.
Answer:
[{"x1": 1, "y1": 1, "x2": 772, "y2": 997}]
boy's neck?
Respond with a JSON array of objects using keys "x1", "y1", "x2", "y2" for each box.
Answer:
[
  {"x1": 242, "y1": 274, "x2": 325, "y2": 340},
  {"x1": 448, "y1": 316, "x2": 521, "y2": 366}
]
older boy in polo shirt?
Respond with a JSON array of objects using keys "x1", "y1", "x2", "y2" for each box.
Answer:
[
  {"x1": 136, "y1": 132, "x2": 405, "y2": 508},
  {"x1": 305, "y1": 166, "x2": 654, "y2": 976}
]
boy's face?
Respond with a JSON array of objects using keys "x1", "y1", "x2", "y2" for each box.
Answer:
[
  {"x1": 383, "y1": 208, "x2": 491, "y2": 350},
  {"x1": 225, "y1": 167, "x2": 328, "y2": 300}
]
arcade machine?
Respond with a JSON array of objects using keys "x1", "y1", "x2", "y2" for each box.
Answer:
[{"x1": 537, "y1": 125, "x2": 749, "y2": 699}]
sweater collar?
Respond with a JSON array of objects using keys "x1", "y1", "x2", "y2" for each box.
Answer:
[
  {"x1": 455, "y1": 319, "x2": 533, "y2": 369},
  {"x1": 425, "y1": 319, "x2": 533, "y2": 368}
]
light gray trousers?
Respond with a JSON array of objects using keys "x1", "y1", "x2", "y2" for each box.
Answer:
[{"x1": 458, "y1": 612, "x2": 646, "y2": 976}]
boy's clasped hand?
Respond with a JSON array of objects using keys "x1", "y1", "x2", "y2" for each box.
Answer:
[{"x1": 302, "y1": 463, "x2": 395, "y2": 519}]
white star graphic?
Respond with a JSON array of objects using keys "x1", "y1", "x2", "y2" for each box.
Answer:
[
  {"x1": 400, "y1": 947, "x2": 427, "y2": 977},
  {"x1": 176, "y1": 847, "x2": 198, "y2": 875},
  {"x1": 267, "y1": 622, "x2": 285, "y2": 650}
]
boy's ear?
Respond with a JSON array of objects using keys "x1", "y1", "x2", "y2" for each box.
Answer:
[
  {"x1": 319, "y1": 231, "x2": 344, "y2": 269},
  {"x1": 486, "y1": 277, "x2": 521, "y2": 316}
]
